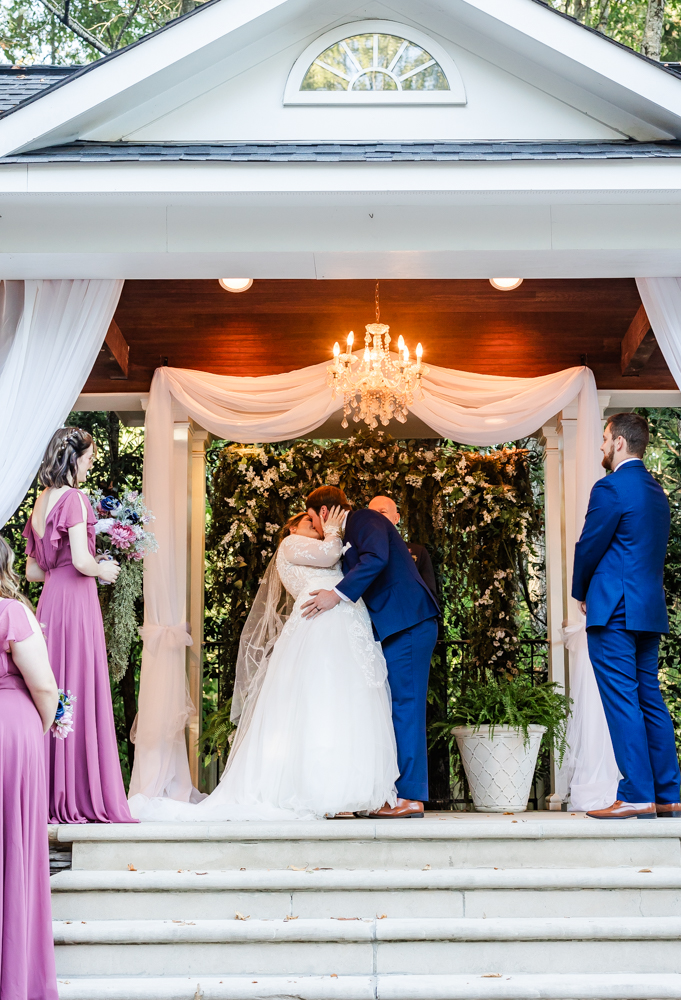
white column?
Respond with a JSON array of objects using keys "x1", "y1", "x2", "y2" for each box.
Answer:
[
  {"x1": 545, "y1": 393, "x2": 609, "y2": 808},
  {"x1": 187, "y1": 425, "x2": 210, "y2": 790},
  {"x1": 541, "y1": 417, "x2": 569, "y2": 808}
]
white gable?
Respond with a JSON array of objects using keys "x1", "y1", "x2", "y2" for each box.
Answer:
[
  {"x1": 2, "y1": 0, "x2": 681, "y2": 156},
  {"x1": 106, "y1": 14, "x2": 626, "y2": 143}
]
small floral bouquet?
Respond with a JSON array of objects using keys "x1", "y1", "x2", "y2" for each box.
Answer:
[
  {"x1": 89, "y1": 489, "x2": 157, "y2": 682},
  {"x1": 51, "y1": 689, "x2": 75, "y2": 740},
  {"x1": 90, "y1": 489, "x2": 157, "y2": 564}
]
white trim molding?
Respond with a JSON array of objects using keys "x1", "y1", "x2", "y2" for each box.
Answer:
[{"x1": 283, "y1": 20, "x2": 466, "y2": 106}]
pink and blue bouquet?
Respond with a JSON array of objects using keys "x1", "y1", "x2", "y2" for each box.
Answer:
[
  {"x1": 51, "y1": 689, "x2": 75, "y2": 740},
  {"x1": 89, "y1": 489, "x2": 157, "y2": 563}
]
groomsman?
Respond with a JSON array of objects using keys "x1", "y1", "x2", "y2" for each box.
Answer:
[{"x1": 572, "y1": 412, "x2": 681, "y2": 819}]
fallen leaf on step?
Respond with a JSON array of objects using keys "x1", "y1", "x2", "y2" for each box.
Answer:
[
  {"x1": 235, "y1": 912, "x2": 250, "y2": 920},
  {"x1": 336, "y1": 917, "x2": 359, "y2": 921},
  {"x1": 377, "y1": 914, "x2": 387, "y2": 919},
  {"x1": 288, "y1": 865, "x2": 307, "y2": 871},
  {"x1": 639, "y1": 868, "x2": 652, "y2": 873},
  {"x1": 330, "y1": 974, "x2": 338, "y2": 978},
  {"x1": 240, "y1": 868, "x2": 246, "y2": 871},
  {"x1": 503, "y1": 812, "x2": 514, "y2": 816},
  {"x1": 511, "y1": 821, "x2": 517, "y2": 824},
  {"x1": 127, "y1": 864, "x2": 137, "y2": 871},
  {"x1": 284, "y1": 915, "x2": 299, "y2": 921},
  {"x1": 195, "y1": 872, "x2": 208, "y2": 876},
  {"x1": 422, "y1": 864, "x2": 431, "y2": 870},
  {"x1": 81, "y1": 921, "x2": 86, "y2": 924},
  {"x1": 482, "y1": 974, "x2": 502, "y2": 978}
]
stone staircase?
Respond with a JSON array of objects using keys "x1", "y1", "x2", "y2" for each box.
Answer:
[{"x1": 49, "y1": 817, "x2": 681, "y2": 999}]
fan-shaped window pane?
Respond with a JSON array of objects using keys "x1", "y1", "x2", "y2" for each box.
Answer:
[{"x1": 300, "y1": 32, "x2": 450, "y2": 92}]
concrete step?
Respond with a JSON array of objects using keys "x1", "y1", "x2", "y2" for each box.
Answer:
[
  {"x1": 50, "y1": 867, "x2": 681, "y2": 919},
  {"x1": 54, "y1": 973, "x2": 681, "y2": 1000},
  {"x1": 53, "y1": 916, "x2": 681, "y2": 976},
  {"x1": 49, "y1": 819, "x2": 681, "y2": 872}
]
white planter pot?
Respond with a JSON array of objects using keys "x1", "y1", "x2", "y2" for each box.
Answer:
[{"x1": 452, "y1": 724, "x2": 546, "y2": 813}]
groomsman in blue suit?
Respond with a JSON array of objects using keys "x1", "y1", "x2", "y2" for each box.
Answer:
[
  {"x1": 572, "y1": 412, "x2": 681, "y2": 819},
  {"x1": 301, "y1": 485, "x2": 439, "y2": 818}
]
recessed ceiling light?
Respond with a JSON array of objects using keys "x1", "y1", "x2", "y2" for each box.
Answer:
[
  {"x1": 219, "y1": 278, "x2": 254, "y2": 293},
  {"x1": 489, "y1": 278, "x2": 523, "y2": 291}
]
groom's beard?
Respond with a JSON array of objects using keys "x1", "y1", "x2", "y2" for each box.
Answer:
[{"x1": 601, "y1": 443, "x2": 615, "y2": 471}]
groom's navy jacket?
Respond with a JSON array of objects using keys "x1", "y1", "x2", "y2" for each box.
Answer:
[
  {"x1": 572, "y1": 460, "x2": 670, "y2": 632},
  {"x1": 336, "y1": 509, "x2": 439, "y2": 641}
]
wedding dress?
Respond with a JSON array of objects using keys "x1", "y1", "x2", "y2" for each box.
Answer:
[{"x1": 130, "y1": 531, "x2": 398, "y2": 821}]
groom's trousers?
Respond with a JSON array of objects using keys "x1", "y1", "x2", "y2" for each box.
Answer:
[
  {"x1": 587, "y1": 600, "x2": 680, "y2": 804},
  {"x1": 381, "y1": 616, "x2": 438, "y2": 802}
]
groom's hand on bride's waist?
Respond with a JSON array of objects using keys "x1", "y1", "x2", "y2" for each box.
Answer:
[{"x1": 301, "y1": 589, "x2": 341, "y2": 618}]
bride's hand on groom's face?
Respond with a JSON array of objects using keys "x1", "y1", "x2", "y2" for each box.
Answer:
[
  {"x1": 323, "y1": 505, "x2": 345, "y2": 531},
  {"x1": 301, "y1": 588, "x2": 341, "y2": 618}
]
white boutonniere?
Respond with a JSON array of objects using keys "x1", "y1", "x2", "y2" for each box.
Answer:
[{"x1": 342, "y1": 542, "x2": 352, "y2": 555}]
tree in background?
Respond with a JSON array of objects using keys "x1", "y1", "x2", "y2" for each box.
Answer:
[
  {"x1": 1, "y1": 0, "x2": 681, "y2": 65},
  {"x1": 0, "y1": 0, "x2": 204, "y2": 63},
  {"x1": 550, "y1": 0, "x2": 681, "y2": 62}
]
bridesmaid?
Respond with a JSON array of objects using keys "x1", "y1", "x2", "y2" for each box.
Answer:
[
  {"x1": 0, "y1": 537, "x2": 59, "y2": 1000},
  {"x1": 24, "y1": 426, "x2": 136, "y2": 824}
]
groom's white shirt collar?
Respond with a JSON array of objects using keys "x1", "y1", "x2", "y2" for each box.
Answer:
[
  {"x1": 333, "y1": 510, "x2": 351, "y2": 601},
  {"x1": 614, "y1": 457, "x2": 643, "y2": 471}
]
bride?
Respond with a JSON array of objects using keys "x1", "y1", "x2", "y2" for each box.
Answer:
[{"x1": 132, "y1": 506, "x2": 398, "y2": 821}]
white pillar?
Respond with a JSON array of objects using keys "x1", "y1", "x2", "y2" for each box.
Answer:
[
  {"x1": 541, "y1": 418, "x2": 569, "y2": 808},
  {"x1": 187, "y1": 425, "x2": 210, "y2": 790},
  {"x1": 544, "y1": 393, "x2": 609, "y2": 808}
]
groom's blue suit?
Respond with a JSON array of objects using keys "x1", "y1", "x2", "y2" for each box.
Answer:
[
  {"x1": 572, "y1": 459, "x2": 680, "y2": 804},
  {"x1": 336, "y1": 509, "x2": 439, "y2": 801}
]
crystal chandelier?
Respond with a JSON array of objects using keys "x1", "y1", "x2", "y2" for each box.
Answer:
[{"x1": 327, "y1": 283, "x2": 428, "y2": 430}]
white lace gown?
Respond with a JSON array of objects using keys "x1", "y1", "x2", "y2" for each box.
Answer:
[{"x1": 132, "y1": 533, "x2": 398, "y2": 821}]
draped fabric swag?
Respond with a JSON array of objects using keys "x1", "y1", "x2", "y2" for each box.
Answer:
[
  {"x1": 130, "y1": 360, "x2": 619, "y2": 812},
  {"x1": 0, "y1": 279, "x2": 124, "y2": 527}
]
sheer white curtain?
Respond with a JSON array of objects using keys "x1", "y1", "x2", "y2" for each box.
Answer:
[
  {"x1": 637, "y1": 278, "x2": 681, "y2": 386},
  {"x1": 0, "y1": 279, "x2": 124, "y2": 527},
  {"x1": 129, "y1": 360, "x2": 615, "y2": 812}
]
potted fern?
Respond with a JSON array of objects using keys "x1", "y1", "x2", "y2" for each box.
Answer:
[{"x1": 452, "y1": 677, "x2": 570, "y2": 812}]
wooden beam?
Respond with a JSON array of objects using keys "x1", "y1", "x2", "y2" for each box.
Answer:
[
  {"x1": 104, "y1": 319, "x2": 129, "y2": 379},
  {"x1": 621, "y1": 304, "x2": 657, "y2": 376}
]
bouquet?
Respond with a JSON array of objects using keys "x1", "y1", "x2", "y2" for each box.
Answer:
[
  {"x1": 91, "y1": 490, "x2": 157, "y2": 564},
  {"x1": 89, "y1": 490, "x2": 157, "y2": 682},
  {"x1": 51, "y1": 689, "x2": 75, "y2": 740}
]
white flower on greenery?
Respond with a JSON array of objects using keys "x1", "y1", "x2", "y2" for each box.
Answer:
[
  {"x1": 94, "y1": 518, "x2": 115, "y2": 535},
  {"x1": 432, "y1": 469, "x2": 445, "y2": 481},
  {"x1": 326, "y1": 471, "x2": 340, "y2": 485},
  {"x1": 279, "y1": 462, "x2": 288, "y2": 472},
  {"x1": 405, "y1": 475, "x2": 423, "y2": 487}
]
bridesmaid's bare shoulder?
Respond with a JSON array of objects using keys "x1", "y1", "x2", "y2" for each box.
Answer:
[{"x1": 31, "y1": 486, "x2": 73, "y2": 537}]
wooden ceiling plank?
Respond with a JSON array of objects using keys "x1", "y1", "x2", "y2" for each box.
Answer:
[
  {"x1": 104, "y1": 319, "x2": 130, "y2": 379},
  {"x1": 621, "y1": 304, "x2": 657, "y2": 376}
]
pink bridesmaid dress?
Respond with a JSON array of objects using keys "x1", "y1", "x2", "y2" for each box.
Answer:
[
  {"x1": 0, "y1": 598, "x2": 58, "y2": 1000},
  {"x1": 23, "y1": 488, "x2": 135, "y2": 824}
]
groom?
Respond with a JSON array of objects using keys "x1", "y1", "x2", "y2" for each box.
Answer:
[{"x1": 301, "y1": 486, "x2": 439, "y2": 818}]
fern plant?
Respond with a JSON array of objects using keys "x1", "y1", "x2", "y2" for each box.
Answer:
[
  {"x1": 451, "y1": 676, "x2": 571, "y2": 766},
  {"x1": 199, "y1": 698, "x2": 237, "y2": 768}
]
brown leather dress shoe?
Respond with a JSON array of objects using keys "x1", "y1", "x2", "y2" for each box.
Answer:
[
  {"x1": 368, "y1": 798, "x2": 424, "y2": 819},
  {"x1": 586, "y1": 800, "x2": 657, "y2": 820},
  {"x1": 656, "y1": 803, "x2": 681, "y2": 818}
]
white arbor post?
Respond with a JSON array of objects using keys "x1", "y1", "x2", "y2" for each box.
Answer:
[
  {"x1": 543, "y1": 395, "x2": 609, "y2": 808},
  {"x1": 187, "y1": 424, "x2": 210, "y2": 790}
]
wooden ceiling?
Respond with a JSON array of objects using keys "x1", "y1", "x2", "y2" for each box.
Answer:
[{"x1": 83, "y1": 278, "x2": 675, "y2": 392}]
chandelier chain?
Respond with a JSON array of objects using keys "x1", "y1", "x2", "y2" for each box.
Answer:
[{"x1": 375, "y1": 281, "x2": 380, "y2": 323}]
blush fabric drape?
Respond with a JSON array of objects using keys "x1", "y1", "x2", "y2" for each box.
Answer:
[
  {"x1": 0, "y1": 279, "x2": 123, "y2": 527},
  {"x1": 637, "y1": 278, "x2": 681, "y2": 387},
  {"x1": 130, "y1": 360, "x2": 618, "y2": 813}
]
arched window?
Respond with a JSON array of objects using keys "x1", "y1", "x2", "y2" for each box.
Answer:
[{"x1": 284, "y1": 21, "x2": 466, "y2": 106}]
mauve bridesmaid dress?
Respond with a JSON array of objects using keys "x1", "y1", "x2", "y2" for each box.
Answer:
[
  {"x1": 0, "y1": 598, "x2": 58, "y2": 1000},
  {"x1": 23, "y1": 488, "x2": 135, "y2": 824}
]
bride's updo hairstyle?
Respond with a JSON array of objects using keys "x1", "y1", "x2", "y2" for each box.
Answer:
[
  {"x1": 38, "y1": 427, "x2": 94, "y2": 489},
  {"x1": 0, "y1": 536, "x2": 31, "y2": 608},
  {"x1": 305, "y1": 485, "x2": 353, "y2": 514},
  {"x1": 278, "y1": 512, "x2": 308, "y2": 544}
]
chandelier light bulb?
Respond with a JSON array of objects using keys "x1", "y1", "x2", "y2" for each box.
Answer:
[
  {"x1": 489, "y1": 277, "x2": 523, "y2": 291},
  {"x1": 347, "y1": 331, "x2": 354, "y2": 348},
  {"x1": 416, "y1": 343, "x2": 423, "y2": 360},
  {"x1": 398, "y1": 335, "x2": 405, "y2": 352},
  {"x1": 333, "y1": 342, "x2": 341, "y2": 358},
  {"x1": 218, "y1": 278, "x2": 254, "y2": 293}
]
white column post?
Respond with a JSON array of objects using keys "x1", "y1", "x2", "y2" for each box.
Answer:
[
  {"x1": 187, "y1": 425, "x2": 210, "y2": 790},
  {"x1": 545, "y1": 393, "x2": 609, "y2": 808},
  {"x1": 172, "y1": 420, "x2": 193, "y2": 782},
  {"x1": 541, "y1": 417, "x2": 569, "y2": 808}
]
